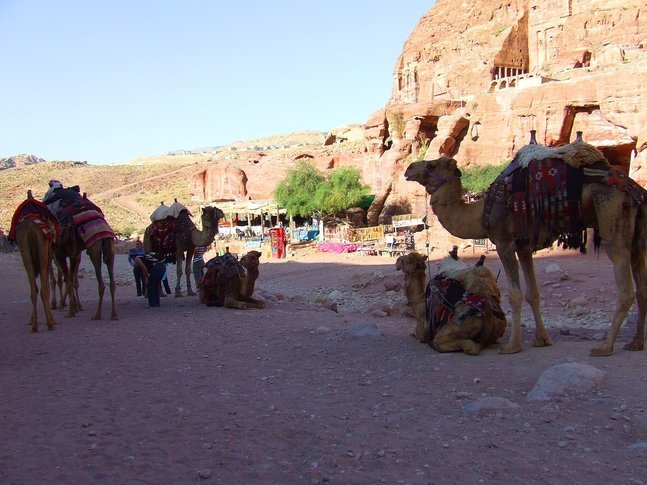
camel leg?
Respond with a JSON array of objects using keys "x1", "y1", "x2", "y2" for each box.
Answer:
[
  {"x1": 87, "y1": 249, "x2": 106, "y2": 320},
  {"x1": 517, "y1": 249, "x2": 552, "y2": 347},
  {"x1": 242, "y1": 297, "x2": 265, "y2": 309},
  {"x1": 40, "y1": 251, "x2": 56, "y2": 330},
  {"x1": 66, "y1": 256, "x2": 82, "y2": 317},
  {"x1": 105, "y1": 248, "x2": 118, "y2": 321},
  {"x1": 497, "y1": 246, "x2": 524, "y2": 354},
  {"x1": 224, "y1": 295, "x2": 248, "y2": 309},
  {"x1": 175, "y1": 254, "x2": 184, "y2": 297},
  {"x1": 433, "y1": 326, "x2": 480, "y2": 355},
  {"x1": 625, "y1": 254, "x2": 647, "y2": 351},
  {"x1": 591, "y1": 248, "x2": 635, "y2": 356},
  {"x1": 185, "y1": 254, "x2": 195, "y2": 296},
  {"x1": 20, "y1": 251, "x2": 39, "y2": 332},
  {"x1": 412, "y1": 315, "x2": 426, "y2": 343},
  {"x1": 49, "y1": 267, "x2": 59, "y2": 310}
]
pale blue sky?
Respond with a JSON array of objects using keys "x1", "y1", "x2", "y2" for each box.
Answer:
[{"x1": 0, "y1": 1, "x2": 431, "y2": 165}]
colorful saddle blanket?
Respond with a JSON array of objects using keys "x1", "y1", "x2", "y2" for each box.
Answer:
[
  {"x1": 483, "y1": 158, "x2": 586, "y2": 252},
  {"x1": 200, "y1": 253, "x2": 243, "y2": 307},
  {"x1": 147, "y1": 210, "x2": 196, "y2": 265},
  {"x1": 9, "y1": 199, "x2": 60, "y2": 243},
  {"x1": 72, "y1": 209, "x2": 114, "y2": 249},
  {"x1": 148, "y1": 218, "x2": 176, "y2": 264}
]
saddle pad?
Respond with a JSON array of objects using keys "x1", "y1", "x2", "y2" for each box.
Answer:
[
  {"x1": 150, "y1": 218, "x2": 176, "y2": 263},
  {"x1": 72, "y1": 209, "x2": 114, "y2": 248},
  {"x1": 201, "y1": 253, "x2": 243, "y2": 306},
  {"x1": 9, "y1": 198, "x2": 60, "y2": 242}
]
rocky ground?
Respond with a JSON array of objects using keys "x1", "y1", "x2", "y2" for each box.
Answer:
[{"x1": 1, "y1": 244, "x2": 646, "y2": 484}]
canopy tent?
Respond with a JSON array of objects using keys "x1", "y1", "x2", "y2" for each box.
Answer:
[
  {"x1": 207, "y1": 199, "x2": 286, "y2": 217},
  {"x1": 206, "y1": 199, "x2": 287, "y2": 237}
]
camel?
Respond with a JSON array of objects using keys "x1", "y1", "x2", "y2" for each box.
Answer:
[
  {"x1": 10, "y1": 192, "x2": 59, "y2": 332},
  {"x1": 52, "y1": 198, "x2": 118, "y2": 321},
  {"x1": 200, "y1": 250, "x2": 265, "y2": 309},
  {"x1": 405, "y1": 135, "x2": 647, "y2": 356},
  {"x1": 49, "y1": 262, "x2": 80, "y2": 311},
  {"x1": 395, "y1": 252, "x2": 428, "y2": 342},
  {"x1": 144, "y1": 204, "x2": 224, "y2": 297},
  {"x1": 426, "y1": 255, "x2": 507, "y2": 355}
]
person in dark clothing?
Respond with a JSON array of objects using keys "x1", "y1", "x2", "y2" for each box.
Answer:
[
  {"x1": 134, "y1": 252, "x2": 166, "y2": 307},
  {"x1": 160, "y1": 263, "x2": 172, "y2": 296},
  {"x1": 128, "y1": 239, "x2": 146, "y2": 296}
]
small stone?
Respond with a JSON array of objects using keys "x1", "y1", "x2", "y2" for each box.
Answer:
[{"x1": 198, "y1": 469, "x2": 212, "y2": 479}]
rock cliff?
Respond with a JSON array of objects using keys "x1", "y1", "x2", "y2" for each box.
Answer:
[
  {"x1": 369, "y1": 0, "x2": 647, "y2": 219},
  {"x1": 191, "y1": 0, "x2": 647, "y2": 226}
]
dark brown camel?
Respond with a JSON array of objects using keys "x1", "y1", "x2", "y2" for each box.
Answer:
[
  {"x1": 405, "y1": 135, "x2": 647, "y2": 356},
  {"x1": 52, "y1": 197, "x2": 118, "y2": 321}
]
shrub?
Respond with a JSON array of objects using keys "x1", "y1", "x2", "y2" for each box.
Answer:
[{"x1": 460, "y1": 162, "x2": 509, "y2": 194}]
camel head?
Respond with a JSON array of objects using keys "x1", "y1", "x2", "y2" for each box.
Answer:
[
  {"x1": 240, "y1": 250, "x2": 262, "y2": 271},
  {"x1": 395, "y1": 252, "x2": 427, "y2": 276},
  {"x1": 405, "y1": 157, "x2": 462, "y2": 195},
  {"x1": 201, "y1": 205, "x2": 225, "y2": 233}
]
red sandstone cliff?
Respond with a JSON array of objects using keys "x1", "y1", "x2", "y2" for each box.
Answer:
[{"x1": 191, "y1": 0, "x2": 647, "y2": 225}]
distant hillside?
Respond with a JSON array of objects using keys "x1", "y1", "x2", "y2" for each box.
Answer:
[
  {"x1": 0, "y1": 154, "x2": 52, "y2": 170},
  {"x1": 0, "y1": 131, "x2": 344, "y2": 237}
]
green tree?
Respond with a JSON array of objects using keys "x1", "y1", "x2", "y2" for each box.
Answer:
[
  {"x1": 274, "y1": 163, "x2": 370, "y2": 218},
  {"x1": 315, "y1": 166, "x2": 370, "y2": 215},
  {"x1": 273, "y1": 160, "x2": 326, "y2": 218},
  {"x1": 461, "y1": 162, "x2": 509, "y2": 194}
]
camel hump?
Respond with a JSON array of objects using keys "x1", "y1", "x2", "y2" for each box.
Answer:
[{"x1": 513, "y1": 139, "x2": 608, "y2": 170}]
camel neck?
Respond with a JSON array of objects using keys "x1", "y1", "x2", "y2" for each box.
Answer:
[{"x1": 430, "y1": 192, "x2": 487, "y2": 240}]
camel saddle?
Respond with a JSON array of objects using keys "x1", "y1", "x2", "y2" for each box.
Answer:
[
  {"x1": 9, "y1": 199, "x2": 60, "y2": 243},
  {"x1": 200, "y1": 253, "x2": 243, "y2": 307},
  {"x1": 426, "y1": 274, "x2": 505, "y2": 344},
  {"x1": 482, "y1": 141, "x2": 647, "y2": 253},
  {"x1": 54, "y1": 196, "x2": 113, "y2": 249},
  {"x1": 148, "y1": 210, "x2": 196, "y2": 264}
]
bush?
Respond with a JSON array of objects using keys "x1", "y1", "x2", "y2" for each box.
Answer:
[{"x1": 460, "y1": 162, "x2": 509, "y2": 194}]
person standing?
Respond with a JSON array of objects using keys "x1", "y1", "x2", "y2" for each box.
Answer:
[
  {"x1": 192, "y1": 245, "x2": 206, "y2": 290},
  {"x1": 128, "y1": 239, "x2": 146, "y2": 296},
  {"x1": 135, "y1": 252, "x2": 166, "y2": 307}
]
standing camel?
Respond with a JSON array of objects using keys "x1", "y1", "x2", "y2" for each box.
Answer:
[
  {"x1": 144, "y1": 205, "x2": 224, "y2": 297},
  {"x1": 51, "y1": 196, "x2": 118, "y2": 321},
  {"x1": 9, "y1": 192, "x2": 60, "y2": 332},
  {"x1": 404, "y1": 136, "x2": 647, "y2": 356}
]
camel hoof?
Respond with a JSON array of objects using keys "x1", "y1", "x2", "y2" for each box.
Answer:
[
  {"x1": 499, "y1": 342, "x2": 522, "y2": 354},
  {"x1": 111, "y1": 314, "x2": 119, "y2": 321},
  {"x1": 532, "y1": 336, "x2": 553, "y2": 347},
  {"x1": 175, "y1": 294, "x2": 183, "y2": 298},
  {"x1": 590, "y1": 346, "x2": 613, "y2": 357},
  {"x1": 623, "y1": 340, "x2": 644, "y2": 351},
  {"x1": 187, "y1": 290, "x2": 196, "y2": 296},
  {"x1": 91, "y1": 315, "x2": 101, "y2": 321}
]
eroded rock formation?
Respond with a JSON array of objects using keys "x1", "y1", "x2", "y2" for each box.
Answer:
[{"x1": 190, "y1": 0, "x2": 646, "y2": 225}]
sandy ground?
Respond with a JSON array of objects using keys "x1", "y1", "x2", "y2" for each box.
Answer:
[{"x1": 1, "y1": 244, "x2": 647, "y2": 484}]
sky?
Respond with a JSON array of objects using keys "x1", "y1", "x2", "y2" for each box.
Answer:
[{"x1": 0, "y1": 1, "x2": 431, "y2": 165}]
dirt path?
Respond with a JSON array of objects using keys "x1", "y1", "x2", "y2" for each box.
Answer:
[{"x1": 1, "y1": 248, "x2": 646, "y2": 483}]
